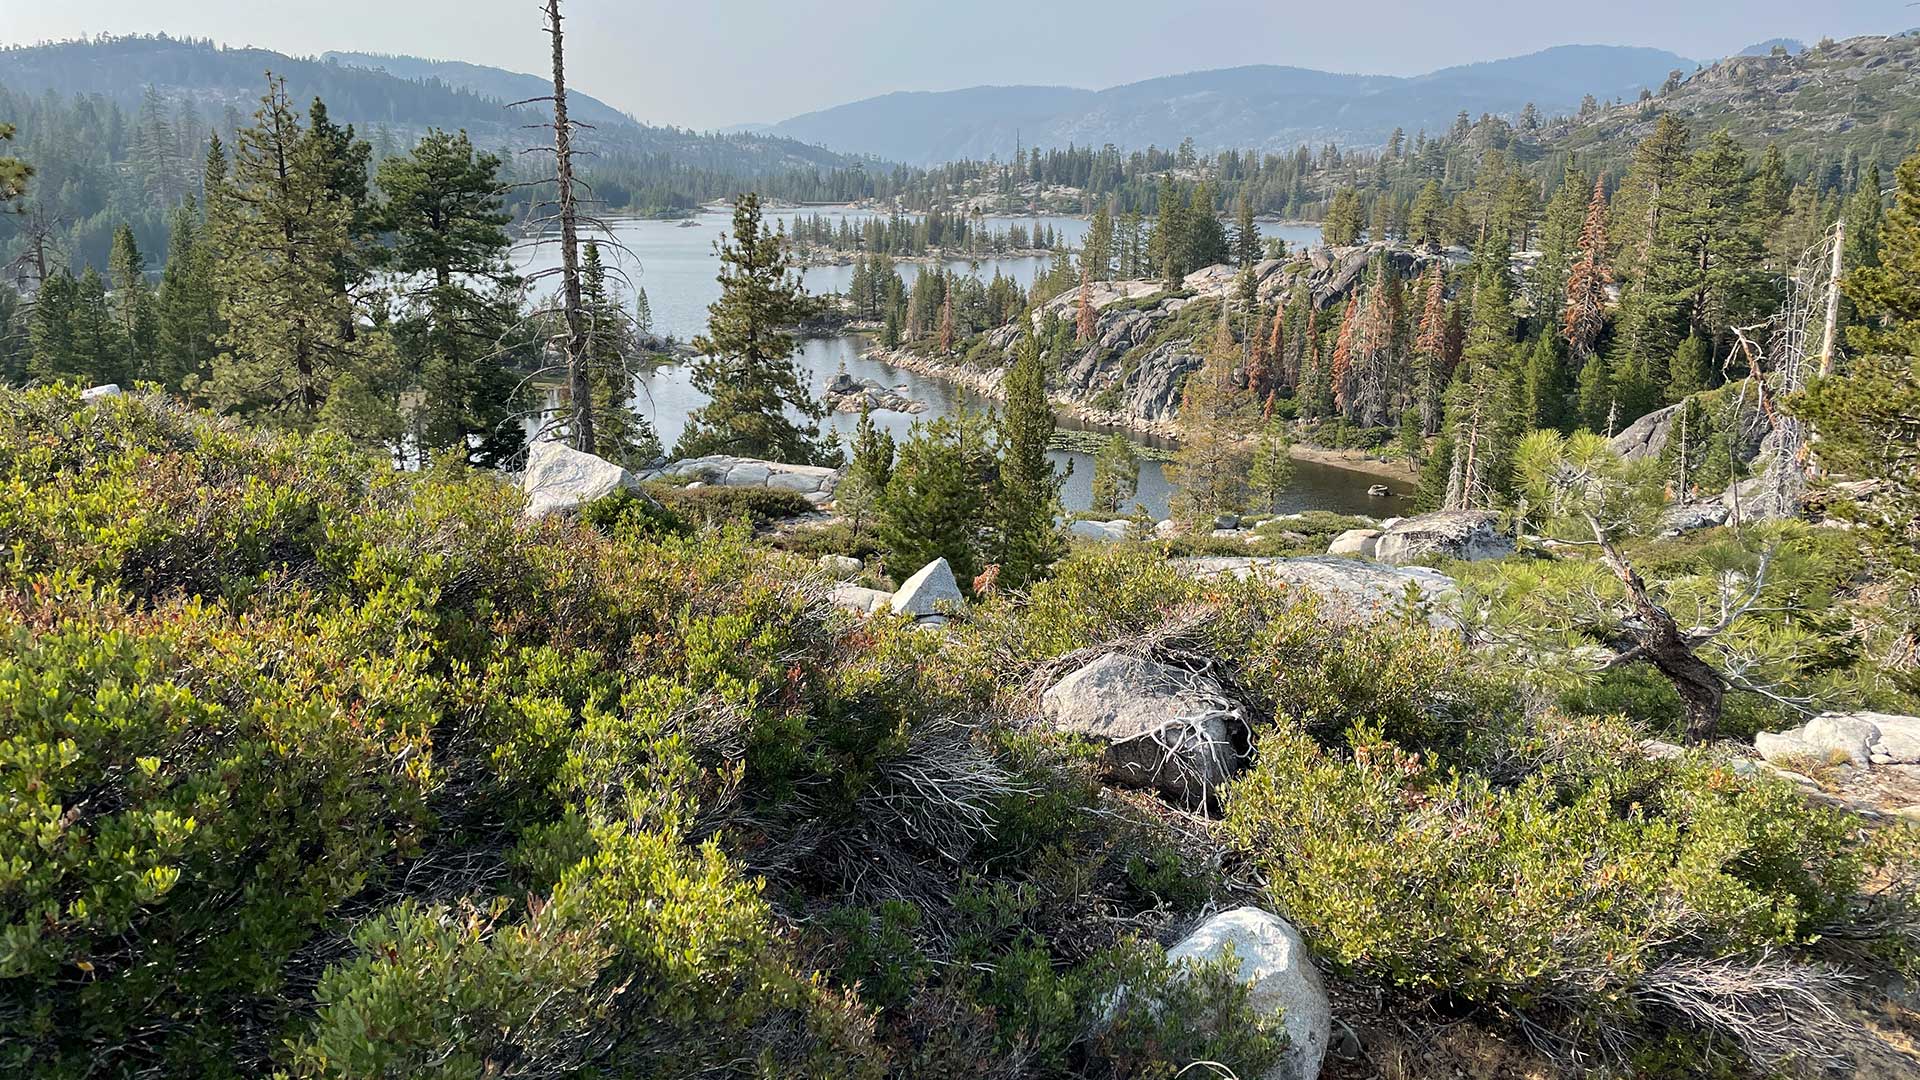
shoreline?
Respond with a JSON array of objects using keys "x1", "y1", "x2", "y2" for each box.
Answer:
[{"x1": 865, "y1": 344, "x2": 1420, "y2": 486}]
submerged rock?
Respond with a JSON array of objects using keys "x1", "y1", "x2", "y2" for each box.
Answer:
[
  {"x1": 521, "y1": 439, "x2": 650, "y2": 520},
  {"x1": 1162, "y1": 908, "x2": 1332, "y2": 1080},
  {"x1": 1373, "y1": 510, "x2": 1513, "y2": 565},
  {"x1": 1040, "y1": 652, "x2": 1240, "y2": 804}
]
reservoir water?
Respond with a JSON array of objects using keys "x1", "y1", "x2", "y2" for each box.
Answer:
[{"x1": 515, "y1": 206, "x2": 1404, "y2": 518}]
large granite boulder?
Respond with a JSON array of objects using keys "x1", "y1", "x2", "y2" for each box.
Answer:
[
  {"x1": 1069, "y1": 519, "x2": 1133, "y2": 542},
  {"x1": 817, "y1": 554, "x2": 864, "y2": 580},
  {"x1": 890, "y1": 558, "x2": 964, "y2": 621},
  {"x1": 1373, "y1": 510, "x2": 1513, "y2": 565},
  {"x1": 522, "y1": 439, "x2": 648, "y2": 520},
  {"x1": 1176, "y1": 555, "x2": 1457, "y2": 628},
  {"x1": 1325, "y1": 528, "x2": 1381, "y2": 559},
  {"x1": 643, "y1": 455, "x2": 843, "y2": 507},
  {"x1": 81, "y1": 383, "x2": 123, "y2": 402},
  {"x1": 1040, "y1": 652, "x2": 1240, "y2": 804},
  {"x1": 1756, "y1": 712, "x2": 1920, "y2": 768},
  {"x1": 828, "y1": 584, "x2": 891, "y2": 617},
  {"x1": 1163, "y1": 908, "x2": 1332, "y2": 1080}
]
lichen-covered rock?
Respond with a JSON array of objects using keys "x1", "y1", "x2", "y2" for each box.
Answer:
[
  {"x1": 1163, "y1": 908, "x2": 1332, "y2": 1080},
  {"x1": 890, "y1": 558, "x2": 964, "y2": 620},
  {"x1": 1039, "y1": 652, "x2": 1239, "y2": 804},
  {"x1": 1175, "y1": 556, "x2": 1456, "y2": 628},
  {"x1": 1325, "y1": 528, "x2": 1380, "y2": 559},
  {"x1": 1373, "y1": 510, "x2": 1512, "y2": 565},
  {"x1": 521, "y1": 439, "x2": 647, "y2": 520}
]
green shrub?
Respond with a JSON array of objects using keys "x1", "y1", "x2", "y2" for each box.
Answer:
[
  {"x1": 1222, "y1": 718, "x2": 1910, "y2": 1045},
  {"x1": 646, "y1": 481, "x2": 818, "y2": 529}
]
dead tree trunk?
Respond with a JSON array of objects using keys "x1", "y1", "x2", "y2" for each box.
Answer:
[
  {"x1": 545, "y1": 0, "x2": 594, "y2": 453},
  {"x1": 1590, "y1": 518, "x2": 1725, "y2": 742}
]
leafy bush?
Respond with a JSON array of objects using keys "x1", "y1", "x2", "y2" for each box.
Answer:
[
  {"x1": 646, "y1": 481, "x2": 818, "y2": 529},
  {"x1": 1221, "y1": 716, "x2": 1913, "y2": 1058}
]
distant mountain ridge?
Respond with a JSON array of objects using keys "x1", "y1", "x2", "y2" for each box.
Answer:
[
  {"x1": 752, "y1": 44, "x2": 1700, "y2": 163},
  {"x1": 0, "y1": 35, "x2": 864, "y2": 174}
]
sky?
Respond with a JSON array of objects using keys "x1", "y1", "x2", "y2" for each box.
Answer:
[{"x1": 2, "y1": 1, "x2": 1913, "y2": 130}]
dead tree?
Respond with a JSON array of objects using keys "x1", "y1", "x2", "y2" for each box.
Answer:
[{"x1": 542, "y1": 0, "x2": 594, "y2": 453}]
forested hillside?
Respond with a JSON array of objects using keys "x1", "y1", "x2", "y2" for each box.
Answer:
[{"x1": 0, "y1": 35, "x2": 883, "y2": 271}]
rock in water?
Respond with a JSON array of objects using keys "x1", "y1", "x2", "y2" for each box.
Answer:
[
  {"x1": 521, "y1": 439, "x2": 647, "y2": 520},
  {"x1": 890, "y1": 558, "x2": 964, "y2": 620},
  {"x1": 1325, "y1": 528, "x2": 1381, "y2": 559},
  {"x1": 1373, "y1": 510, "x2": 1513, "y2": 565},
  {"x1": 1164, "y1": 908, "x2": 1332, "y2": 1080},
  {"x1": 1039, "y1": 652, "x2": 1240, "y2": 804}
]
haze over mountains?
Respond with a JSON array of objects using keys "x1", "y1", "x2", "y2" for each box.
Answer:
[
  {"x1": 740, "y1": 44, "x2": 1701, "y2": 163},
  {"x1": 0, "y1": 36, "x2": 864, "y2": 175}
]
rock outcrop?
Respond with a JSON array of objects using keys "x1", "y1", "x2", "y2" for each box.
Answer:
[
  {"x1": 643, "y1": 455, "x2": 842, "y2": 507},
  {"x1": 1068, "y1": 519, "x2": 1134, "y2": 542},
  {"x1": 521, "y1": 439, "x2": 652, "y2": 520},
  {"x1": 823, "y1": 371, "x2": 928, "y2": 415},
  {"x1": 1162, "y1": 908, "x2": 1332, "y2": 1080},
  {"x1": 1174, "y1": 555, "x2": 1457, "y2": 628},
  {"x1": 1040, "y1": 652, "x2": 1241, "y2": 804},
  {"x1": 81, "y1": 384, "x2": 123, "y2": 402},
  {"x1": 1756, "y1": 712, "x2": 1920, "y2": 768},
  {"x1": 1325, "y1": 528, "x2": 1381, "y2": 558},
  {"x1": 1372, "y1": 510, "x2": 1512, "y2": 565}
]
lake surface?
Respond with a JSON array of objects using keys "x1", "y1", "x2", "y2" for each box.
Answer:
[{"x1": 513, "y1": 207, "x2": 1400, "y2": 518}]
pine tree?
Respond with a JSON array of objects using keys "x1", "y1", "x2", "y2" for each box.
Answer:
[
  {"x1": 1666, "y1": 332, "x2": 1711, "y2": 401},
  {"x1": 1168, "y1": 310, "x2": 1254, "y2": 524},
  {"x1": 1412, "y1": 265, "x2": 1450, "y2": 435},
  {"x1": 107, "y1": 225, "x2": 157, "y2": 384},
  {"x1": 0, "y1": 121, "x2": 28, "y2": 206},
  {"x1": 1576, "y1": 351, "x2": 1613, "y2": 434},
  {"x1": 155, "y1": 199, "x2": 220, "y2": 390},
  {"x1": 1245, "y1": 416, "x2": 1296, "y2": 514},
  {"x1": 838, "y1": 402, "x2": 895, "y2": 543},
  {"x1": 1076, "y1": 270, "x2": 1096, "y2": 342},
  {"x1": 1231, "y1": 191, "x2": 1261, "y2": 269},
  {"x1": 679, "y1": 193, "x2": 830, "y2": 464},
  {"x1": 879, "y1": 409, "x2": 995, "y2": 583},
  {"x1": 376, "y1": 128, "x2": 526, "y2": 466},
  {"x1": 205, "y1": 78, "x2": 394, "y2": 438},
  {"x1": 1089, "y1": 433, "x2": 1139, "y2": 515},
  {"x1": 1563, "y1": 177, "x2": 1612, "y2": 370},
  {"x1": 1083, "y1": 203, "x2": 1114, "y2": 282},
  {"x1": 1523, "y1": 329, "x2": 1567, "y2": 432},
  {"x1": 993, "y1": 327, "x2": 1065, "y2": 588}
]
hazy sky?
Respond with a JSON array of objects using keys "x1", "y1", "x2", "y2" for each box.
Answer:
[{"x1": 4, "y1": 1, "x2": 1912, "y2": 129}]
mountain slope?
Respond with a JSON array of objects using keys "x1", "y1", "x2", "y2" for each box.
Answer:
[
  {"x1": 1545, "y1": 33, "x2": 1920, "y2": 176},
  {"x1": 756, "y1": 44, "x2": 1696, "y2": 163},
  {"x1": 0, "y1": 35, "x2": 863, "y2": 173}
]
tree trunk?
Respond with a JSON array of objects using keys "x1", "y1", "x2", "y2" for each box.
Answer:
[
  {"x1": 1591, "y1": 519, "x2": 1725, "y2": 742},
  {"x1": 546, "y1": 0, "x2": 594, "y2": 453}
]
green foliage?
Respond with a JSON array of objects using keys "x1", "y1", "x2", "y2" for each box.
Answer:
[
  {"x1": 992, "y1": 328, "x2": 1066, "y2": 588},
  {"x1": 1089, "y1": 432, "x2": 1141, "y2": 515},
  {"x1": 877, "y1": 409, "x2": 995, "y2": 583},
  {"x1": 679, "y1": 193, "x2": 833, "y2": 465},
  {"x1": 1222, "y1": 717, "x2": 1907, "y2": 1038}
]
